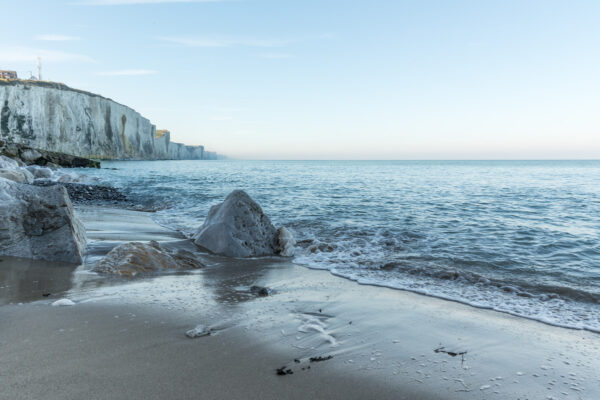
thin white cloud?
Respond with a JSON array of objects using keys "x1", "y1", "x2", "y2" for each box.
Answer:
[
  {"x1": 35, "y1": 34, "x2": 81, "y2": 41},
  {"x1": 0, "y1": 47, "x2": 93, "y2": 63},
  {"x1": 159, "y1": 36, "x2": 288, "y2": 48},
  {"x1": 77, "y1": 0, "x2": 224, "y2": 5},
  {"x1": 96, "y1": 69, "x2": 158, "y2": 76}
]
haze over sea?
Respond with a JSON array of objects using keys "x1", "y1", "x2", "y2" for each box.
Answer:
[{"x1": 79, "y1": 160, "x2": 600, "y2": 332}]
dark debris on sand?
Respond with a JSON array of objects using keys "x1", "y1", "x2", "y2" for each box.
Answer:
[
  {"x1": 309, "y1": 355, "x2": 333, "y2": 363},
  {"x1": 434, "y1": 346, "x2": 467, "y2": 364},
  {"x1": 276, "y1": 366, "x2": 294, "y2": 376},
  {"x1": 434, "y1": 346, "x2": 467, "y2": 358},
  {"x1": 250, "y1": 285, "x2": 271, "y2": 297}
]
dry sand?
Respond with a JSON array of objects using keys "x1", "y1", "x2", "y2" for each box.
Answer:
[{"x1": 1, "y1": 206, "x2": 599, "y2": 400}]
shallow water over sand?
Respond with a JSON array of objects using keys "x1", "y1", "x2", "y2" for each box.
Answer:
[{"x1": 67, "y1": 160, "x2": 600, "y2": 331}]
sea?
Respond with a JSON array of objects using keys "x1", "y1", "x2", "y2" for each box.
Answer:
[{"x1": 77, "y1": 160, "x2": 600, "y2": 333}]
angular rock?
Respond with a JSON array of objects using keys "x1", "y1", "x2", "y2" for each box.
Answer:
[
  {"x1": 193, "y1": 190, "x2": 296, "y2": 258},
  {"x1": 20, "y1": 149, "x2": 43, "y2": 163},
  {"x1": 26, "y1": 165, "x2": 53, "y2": 179},
  {"x1": 0, "y1": 168, "x2": 33, "y2": 183},
  {"x1": 0, "y1": 178, "x2": 87, "y2": 264},
  {"x1": 0, "y1": 155, "x2": 19, "y2": 169},
  {"x1": 193, "y1": 190, "x2": 279, "y2": 257},
  {"x1": 185, "y1": 324, "x2": 211, "y2": 338},
  {"x1": 92, "y1": 241, "x2": 204, "y2": 276}
]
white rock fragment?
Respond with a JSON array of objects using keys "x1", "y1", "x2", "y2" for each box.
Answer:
[
  {"x1": 52, "y1": 299, "x2": 75, "y2": 306},
  {"x1": 186, "y1": 325, "x2": 211, "y2": 338}
]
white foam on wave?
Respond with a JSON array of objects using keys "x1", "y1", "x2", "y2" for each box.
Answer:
[
  {"x1": 69, "y1": 160, "x2": 600, "y2": 335},
  {"x1": 294, "y1": 242, "x2": 600, "y2": 334}
]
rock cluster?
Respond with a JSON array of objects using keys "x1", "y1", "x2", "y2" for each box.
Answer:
[
  {"x1": 34, "y1": 180, "x2": 129, "y2": 205},
  {"x1": 193, "y1": 190, "x2": 295, "y2": 258},
  {"x1": 0, "y1": 178, "x2": 87, "y2": 264},
  {"x1": 0, "y1": 140, "x2": 100, "y2": 168}
]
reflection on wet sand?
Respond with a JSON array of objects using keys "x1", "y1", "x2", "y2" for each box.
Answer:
[
  {"x1": 199, "y1": 256, "x2": 283, "y2": 305},
  {"x1": 0, "y1": 257, "x2": 77, "y2": 305}
]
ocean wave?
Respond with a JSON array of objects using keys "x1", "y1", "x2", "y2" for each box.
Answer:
[
  {"x1": 74, "y1": 160, "x2": 600, "y2": 334},
  {"x1": 293, "y1": 239, "x2": 600, "y2": 333}
]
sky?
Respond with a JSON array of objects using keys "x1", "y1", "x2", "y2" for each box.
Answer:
[{"x1": 0, "y1": 0, "x2": 599, "y2": 160}]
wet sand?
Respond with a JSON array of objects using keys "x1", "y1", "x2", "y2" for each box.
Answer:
[{"x1": 1, "y1": 207, "x2": 599, "y2": 399}]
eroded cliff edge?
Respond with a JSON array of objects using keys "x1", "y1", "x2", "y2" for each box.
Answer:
[{"x1": 0, "y1": 80, "x2": 215, "y2": 160}]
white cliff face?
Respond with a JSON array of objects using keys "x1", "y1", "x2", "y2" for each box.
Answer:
[{"x1": 0, "y1": 81, "x2": 212, "y2": 160}]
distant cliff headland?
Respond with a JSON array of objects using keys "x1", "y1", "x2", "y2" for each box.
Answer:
[{"x1": 0, "y1": 79, "x2": 217, "y2": 161}]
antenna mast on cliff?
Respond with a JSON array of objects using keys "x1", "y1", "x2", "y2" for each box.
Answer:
[{"x1": 37, "y1": 57, "x2": 42, "y2": 81}]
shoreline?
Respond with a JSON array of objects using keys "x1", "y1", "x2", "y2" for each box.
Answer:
[
  {"x1": 319, "y1": 267, "x2": 600, "y2": 335},
  {"x1": 1, "y1": 205, "x2": 599, "y2": 399}
]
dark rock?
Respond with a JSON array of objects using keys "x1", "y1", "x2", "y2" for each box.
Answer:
[
  {"x1": 0, "y1": 179, "x2": 87, "y2": 264},
  {"x1": 250, "y1": 285, "x2": 270, "y2": 297},
  {"x1": 0, "y1": 140, "x2": 100, "y2": 168},
  {"x1": 33, "y1": 180, "x2": 129, "y2": 204},
  {"x1": 309, "y1": 355, "x2": 333, "y2": 363},
  {"x1": 276, "y1": 366, "x2": 294, "y2": 376}
]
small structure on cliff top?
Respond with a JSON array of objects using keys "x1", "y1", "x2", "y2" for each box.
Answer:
[
  {"x1": 156, "y1": 129, "x2": 170, "y2": 139},
  {"x1": 0, "y1": 70, "x2": 18, "y2": 80}
]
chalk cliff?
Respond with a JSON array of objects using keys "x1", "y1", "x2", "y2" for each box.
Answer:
[{"x1": 0, "y1": 80, "x2": 216, "y2": 160}]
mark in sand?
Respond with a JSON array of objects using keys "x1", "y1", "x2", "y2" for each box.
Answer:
[{"x1": 434, "y1": 346, "x2": 467, "y2": 364}]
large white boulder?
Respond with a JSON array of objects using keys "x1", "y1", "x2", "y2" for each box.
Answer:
[
  {"x1": 0, "y1": 168, "x2": 33, "y2": 183},
  {"x1": 0, "y1": 155, "x2": 19, "y2": 169},
  {"x1": 0, "y1": 178, "x2": 87, "y2": 264},
  {"x1": 92, "y1": 241, "x2": 204, "y2": 276},
  {"x1": 193, "y1": 190, "x2": 295, "y2": 258},
  {"x1": 26, "y1": 165, "x2": 53, "y2": 179},
  {"x1": 0, "y1": 155, "x2": 34, "y2": 183}
]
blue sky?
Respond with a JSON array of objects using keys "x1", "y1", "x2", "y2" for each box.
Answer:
[{"x1": 1, "y1": 0, "x2": 599, "y2": 159}]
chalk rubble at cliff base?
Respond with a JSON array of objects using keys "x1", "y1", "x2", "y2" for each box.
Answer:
[
  {"x1": 193, "y1": 190, "x2": 296, "y2": 258},
  {"x1": 0, "y1": 154, "x2": 94, "y2": 186},
  {"x1": 0, "y1": 140, "x2": 100, "y2": 168},
  {"x1": 0, "y1": 178, "x2": 87, "y2": 264}
]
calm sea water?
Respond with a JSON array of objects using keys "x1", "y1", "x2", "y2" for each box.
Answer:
[{"x1": 78, "y1": 160, "x2": 600, "y2": 332}]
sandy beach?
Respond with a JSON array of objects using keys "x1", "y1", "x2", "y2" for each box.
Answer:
[{"x1": 1, "y1": 206, "x2": 599, "y2": 400}]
